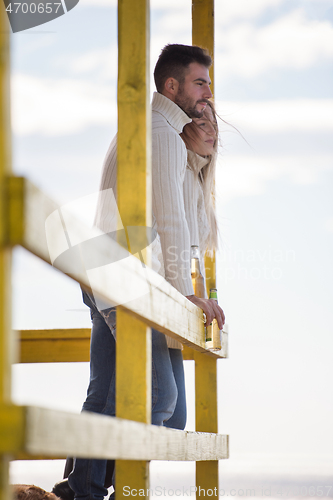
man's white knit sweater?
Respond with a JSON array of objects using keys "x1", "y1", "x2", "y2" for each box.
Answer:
[
  {"x1": 183, "y1": 150, "x2": 210, "y2": 299},
  {"x1": 95, "y1": 91, "x2": 194, "y2": 297},
  {"x1": 94, "y1": 92, "x2": 215, "y2": 349}
]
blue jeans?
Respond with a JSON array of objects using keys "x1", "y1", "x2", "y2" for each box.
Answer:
[{"x1": 68, "y1": 291, "x2": 186, "y2": 500}]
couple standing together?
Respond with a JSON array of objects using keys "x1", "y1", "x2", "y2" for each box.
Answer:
[{"x1": 53, "y1": 43, "x2": 225, "y2": 500}]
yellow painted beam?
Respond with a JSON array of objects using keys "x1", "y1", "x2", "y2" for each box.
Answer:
[
  {"x1": 6, "y1": 176, "x2": 24, "y2": 246},
  {"x1": 0, "y1": 459, "x2": 10, "y2": 500},
  {"x1": 0, "y1": 0, "x2": 13, "y2": 408},
  {"x1": 6, "y1": 176, "x2": 226, "y2": 357},
  {"x1": 195, "y1": 352, "x2": 217, "y2": 433},
  {"x1": 116, "y1": 0, "x2": 151, "y2": 495},
  {"x1": 14, "y1": 453, "x2": 65, "y2": 461},
  {"x1": 192, "y1": 1, "x2": 220, "y2": 496},
  {"x1": 204, "y1": 250, "x2": 216, "y2": 295},
  {"x1": 196, "y1": 461, "x2": 219, "y2": 497},
  {"x1": 192, "y1": 0, "x2": 216, "y2": 292},
  {"x1": 0, "y1": 405, "x2": 25, "y2": 500},
  {"x1": 18, "y1": 328, "x2": 224, "y2": 365},
  {"x1": 19, "y1": 339, "x2": 90, "y2": 363},
  {"x1": 194, "y1": 352, "x2": 218, "y2": 496},
  {"x1": 192, "y1": 0, "x2": 214, "y2": 97},
  {"x1": 182, "y1": 345, "x2": 195, "y2": 360},
  {"x1": 0, "y1": 405, "x2": 26, "y2": 455},
  {"x1": 116, "y1": 312, "x2": 151, "y2": 497},
  {"x1": 20, "y1": 405, "x2": 229, "y2": 461},
  {"x1": 19, "y1": 329, "x2": 91, "y2": 340},
  {"x1": 0, "y1": 6, "x2": 14, "y2": 500},
  {"x1": 117, "y1": 0, "x2": 151, "y2": 234},
  {"x1": 18, "y1": 329, "x2": 91, "y2": 363},
  {"x1": 116, "y1": 314, "x2": 151, "y2": 424}
]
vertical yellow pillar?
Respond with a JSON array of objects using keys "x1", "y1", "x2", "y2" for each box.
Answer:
[
  {"x1": 116, "y1": 0, "x2": 151, "y2": 497},
  {"x1": 192, "y1": 0, "x2": 214, "y2": 92},
  {"x1": 192, "y1": 0, "x2": 215, "y2": 293},
  {"x1": 0, "y1": 7, "x2": 13, "y2": 500},
  {"x1": 192, "y1": 1, "x2": 219, "y2": 497},
  {"x1": 194, "y1": 351, "x2": 218, "y2": 496}
]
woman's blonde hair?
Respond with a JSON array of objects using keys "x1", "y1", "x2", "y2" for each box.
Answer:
[{"x1": 180, "y1": 101, "x2": 218, "y2": 253}]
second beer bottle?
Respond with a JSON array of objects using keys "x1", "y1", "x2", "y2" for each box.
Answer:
[{"x1": 205, "y1": 288, "x2": 222, "y2": 351}]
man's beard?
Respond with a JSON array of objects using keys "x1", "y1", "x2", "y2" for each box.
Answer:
[{"x1": 174, "y1": 85, "x2": 206, "y2": 118}]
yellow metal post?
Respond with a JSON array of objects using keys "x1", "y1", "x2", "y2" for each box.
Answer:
[
  {"x1": 116, "y1": 0, "x2": 151, "y2": 497},
  {"x1": 192, "y1": 0, "x2": 214, "y2": 95},
  {"x1": 192, "y1": 0, "x2": 219, "y2": 496},
  {"x1": 0, "y1": 6, "x2": 14, "y2": 500},
  {"x1": 192, "y1": 0, "x2": 215, "y2": 293},
  {"x1": 194, "y1": 351, "x2": 218, "y2": 495}
]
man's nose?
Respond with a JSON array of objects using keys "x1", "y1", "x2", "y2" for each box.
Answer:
[{"x1": 203, "y1": 86, "x2": 213, "y2": 99}]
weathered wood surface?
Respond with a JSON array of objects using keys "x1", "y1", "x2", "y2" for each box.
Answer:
[
  {"x1": 17, "y1": 326, "x2": 228, "y2": 363},
  {"x1": 24, "y1": 406, "x2": 229, "y2": 461},
  {"x1": 8, "y1": 177, "x2": 226, "y2": 358},
  {"x1": 192, "y1": 0, "x2": 215, "y2": 95},
  {"x1": 193, "y1": 2, "x2": 220, "y2": 496},
  {"x1": 0, "y1": 7, "x2": 14, "y2": 500}
]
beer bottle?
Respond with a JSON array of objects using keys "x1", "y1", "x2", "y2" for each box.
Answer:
[
  {"x1": 206, "y1": 288, "x2": 222, "y2": 351},
  {"x1": 191, "y1": 245, "x2": 205, "y2": 299}
]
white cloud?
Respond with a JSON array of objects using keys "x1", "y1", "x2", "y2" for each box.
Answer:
[
  {"x1": 55, "y1": 45, "x2": 118, "y2": 80},
  {"x1": 216, "y1": 0, "x2": 286, "y2": 24},
  {"x1": 216, "y1": 99, "x2": 333, "y2": 134},
  {"x1": 72, "y1": 46, "x2": 117, "y2": 75},
  {"x1": 216, "y1": 154, "x2": 332, "y2": 203},
  {"x1": 301, "y1": 0, "x2": 333, "y2": 19},
  {"x1": 12, "y1": 67, "x2": 333, "y2": 137},
  {"x1": 11, "y1": 74, "x2": 116, "y2": 136},
  {"x1": 216, "y1": 9, "x2": 333, "y2": 79}
]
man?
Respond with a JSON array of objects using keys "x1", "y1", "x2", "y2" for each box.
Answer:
[
  {"x1": 53, "y1": 44, "x2": 225, "y2": 500},
  {"x1": 151, "y1": 44, "x2": 223, "y2": 322}
]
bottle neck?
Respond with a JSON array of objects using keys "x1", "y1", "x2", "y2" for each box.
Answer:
[{"x1": 191, "y1": 245, "x2": 200, "y2": 260}]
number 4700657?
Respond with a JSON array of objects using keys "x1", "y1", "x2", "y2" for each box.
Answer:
[{"x1": 6, "y1": 3, "x2": 62, "y2": 14}]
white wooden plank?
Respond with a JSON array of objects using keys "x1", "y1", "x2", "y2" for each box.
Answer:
[
  {"x1": 24, "y1": 406, "x2": 229, "y2": 461},
  {"x1": 10, "y1": 178, "x2": 227, "y2": 359}
]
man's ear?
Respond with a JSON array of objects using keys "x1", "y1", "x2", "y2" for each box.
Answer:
[{"x1": 163, "y1": 77, "x2": 179, "y2": 100}]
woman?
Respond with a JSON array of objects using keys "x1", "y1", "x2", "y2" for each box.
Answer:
[
  {"x1": 164, "y1": 101, "x2": 219, "y2": 428},
  {"x1": 181, "y1": 100, "x2": 218, "y2": 283}
]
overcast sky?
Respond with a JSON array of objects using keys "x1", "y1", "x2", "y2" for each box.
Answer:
[{"x1": 8, "y1": 0, "x2": 333, "y2": 493}]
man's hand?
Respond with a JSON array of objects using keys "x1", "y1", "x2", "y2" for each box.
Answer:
[{"x1": 186, "y1": 295, "x2": 225, "y2": 329}]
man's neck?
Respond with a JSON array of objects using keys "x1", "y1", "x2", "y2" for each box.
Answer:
[
  {"x1": 159, "y1": 90, "x2": 190, "y2": 118},
  {"x1": 160, "y1": 89, "x2": 175, "y2": 103}
]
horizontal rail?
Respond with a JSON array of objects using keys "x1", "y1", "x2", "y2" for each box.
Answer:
[
  {"x1": 17, "y1": 328, "x2": 228, "y2": 363},
  {"x1": 0, "y1": 405, "x2": 229, "y2": 461},
  {"x1": 18, "y1": 329, "x2": 91, "y2": 363},
  {"x1": 13, "y1": 452, "x2": 65, "y2": 460},
  {"x1": 8, "y1": 177, "x2": 227, "y2": 358}
]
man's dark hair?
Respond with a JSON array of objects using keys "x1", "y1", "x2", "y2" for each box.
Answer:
[{"x1": 154, "y1": 44, "x2": 212, "y2": 93}]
